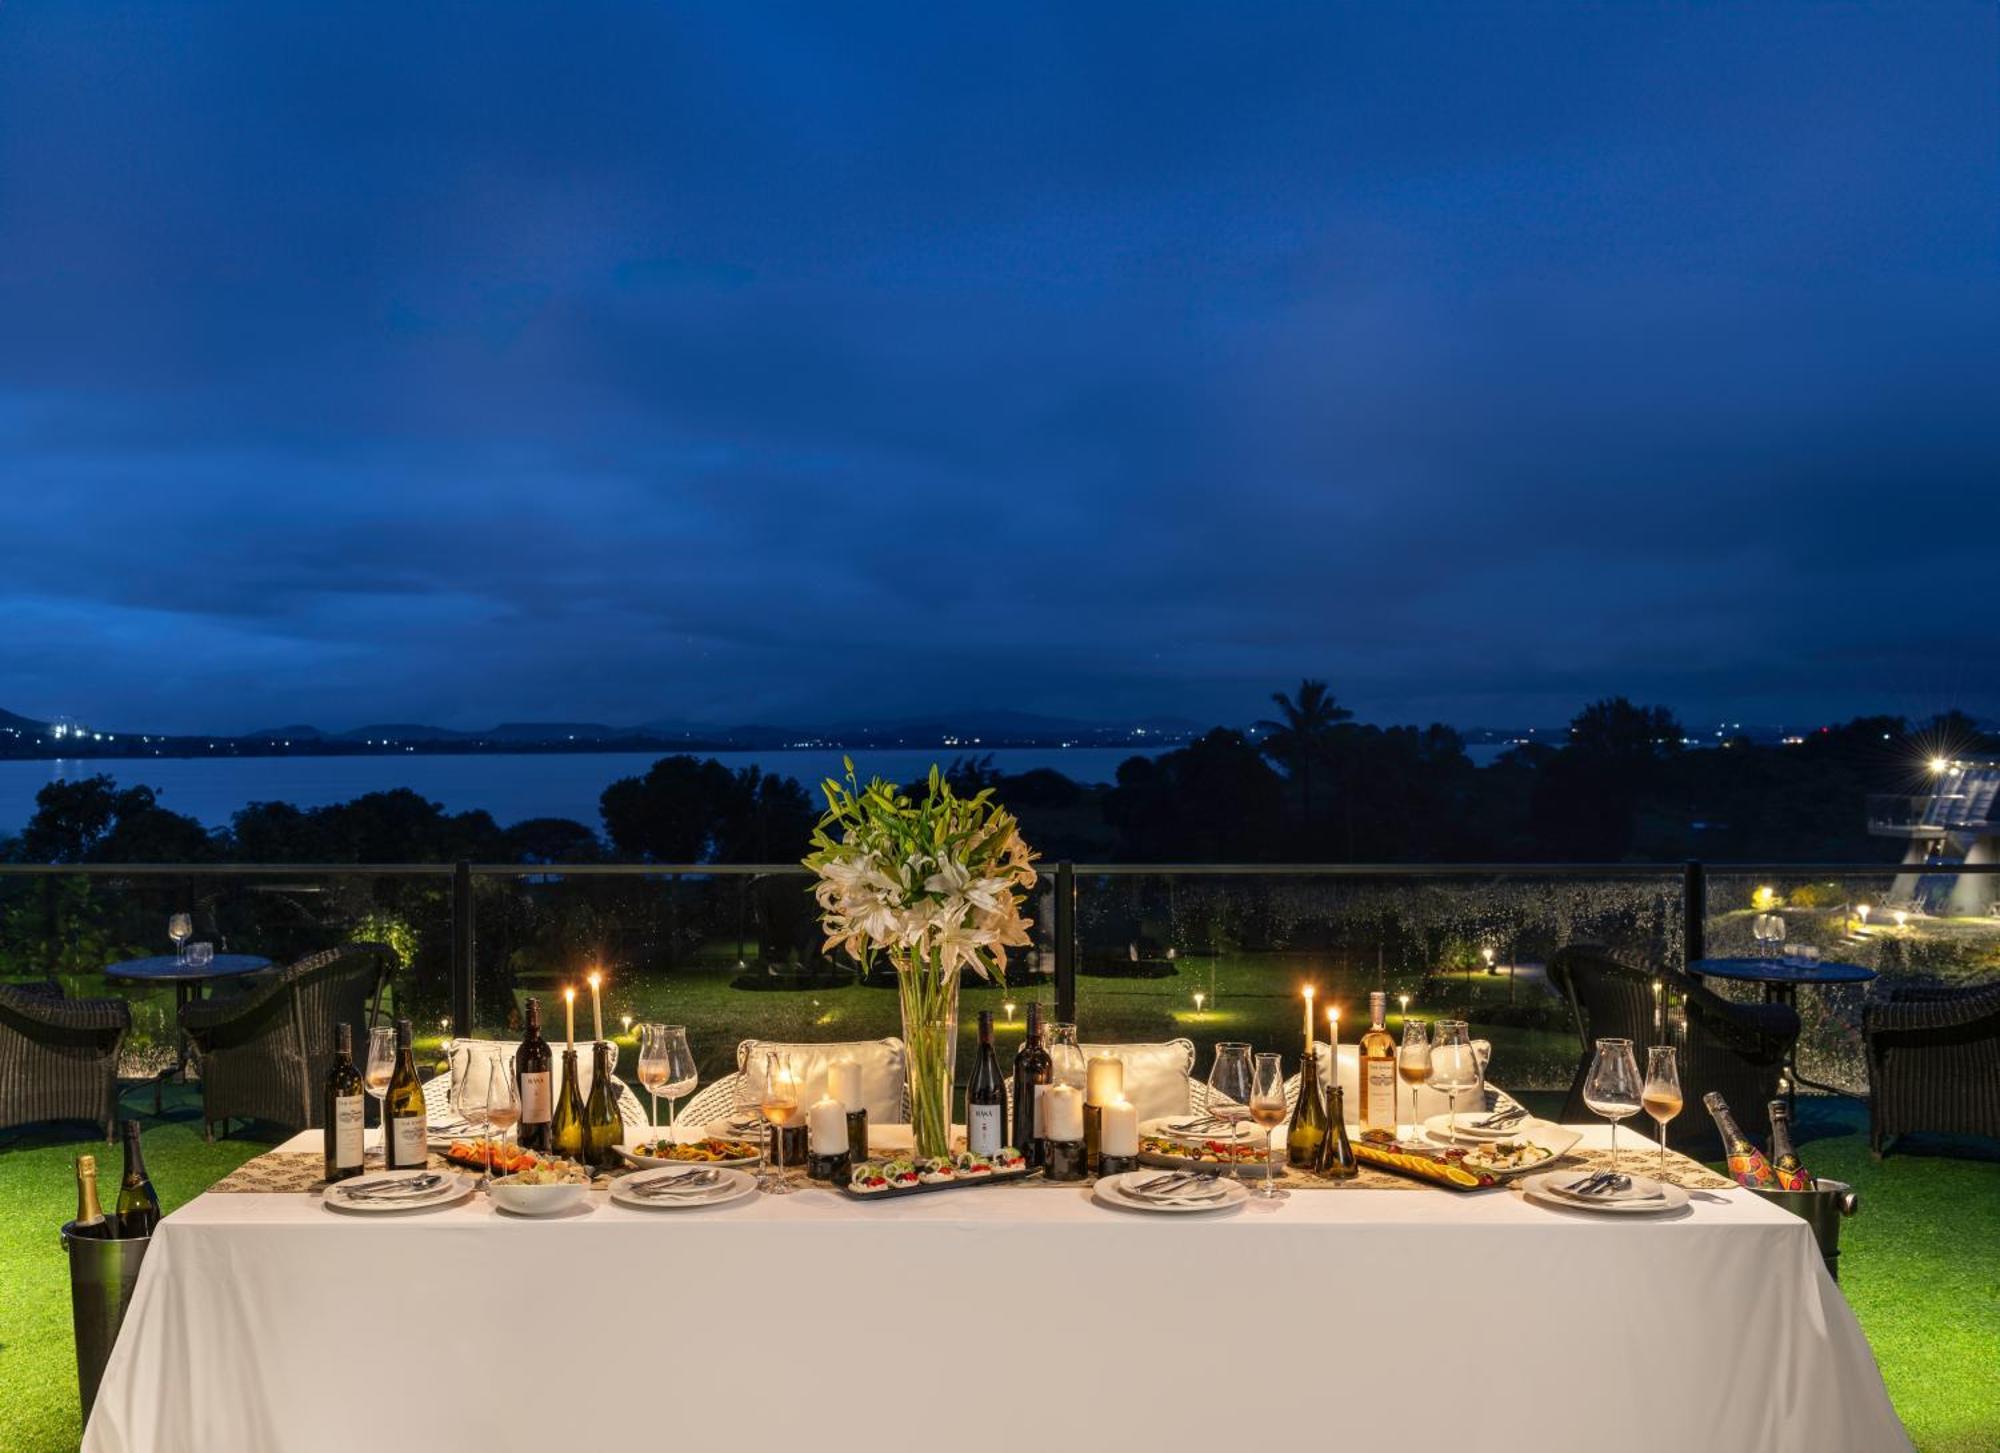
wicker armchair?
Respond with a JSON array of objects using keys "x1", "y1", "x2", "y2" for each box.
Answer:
[
  {"x1": 1549, "y1": 944, "x2": 1799, "y2": 1158},
  {"x1": 0, "y1": 980, "x2": 131, "y2": 1140},
  {"x1": 180, "y1": 943, "x2": 391, "y2": 1139},
  {"x1": 1864, "y1": 981, "x2": 2000, "y2": 1158}
]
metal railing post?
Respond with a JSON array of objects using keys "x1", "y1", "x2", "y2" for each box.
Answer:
[
  {"x1": 1054, "y1": 861, "x2": 1076, "y2": 1022},
  {"x1": 451, "y1": 861, "x2": 474, "y2": 1035},
  {"x1": 1682, "y1": 860, "x2": 1706, "y2": 967}
]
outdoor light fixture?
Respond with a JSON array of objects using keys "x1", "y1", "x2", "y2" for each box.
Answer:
[
  {"x1": 1483, "y1": 946, "x2": 1496, "y2": 974},
  {"x1": 1894, "y1": 910, "x2": 1908, "y2": 928},
  {"x1": 1856, "y1": 904, "x2": 1871, "y2": 924},
  {"x1": 1398, "y1": 993, "x2": 1410, "y2": 1020},
  {"x1": 1193, "y1": 992, "x2": 1206, "y2": 1013},
  {"x1": 620, "y1": 1014, "x2": 632, "y2": 1033},
  {"x1": 1003, "y1": 1000, "x2": 1017, "y2": 1024},
  {"x1": 1929, "y1": 757, "x2": 1948, "y2": 774}
]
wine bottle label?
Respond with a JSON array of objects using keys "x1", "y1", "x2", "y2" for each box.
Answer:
[
  {"x1": 519, "y1": 1072, "x2": 552, "y2": 1124},
  {"x1": 389, "y1": 1112, "x2": 427, "y2": 1167},
  {"x1": 1363, "y1": 1059, "x2": 1396, "y2": 1127},
  {"x1": 969, "y1": 1104, "x2": 1004, "y2": 1155},
  {"x1": 332, "y1": 1093, "x2": 365, "y2": 1168},
  {"x1": 1032, "y1": 1083, "x2": 1049, "y2": 1138}
]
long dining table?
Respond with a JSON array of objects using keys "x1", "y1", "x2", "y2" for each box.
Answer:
[{"x1": 81, "y1": 1123, "x2": 1909, "y2": 1453}]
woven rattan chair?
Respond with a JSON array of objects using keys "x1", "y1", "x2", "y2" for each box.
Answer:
[
  {"x1": 180, "y1": 943, "x2": 391, "y2": 1139},
  {"x1": 0, "y1": 980, "x2": 131, "y2": 1141},
  {"x1": 1549, "y1": 943, "x2": 1799, "y2": 1158},
  {"x1": 1864, "y1": 981, "x2": 2000, "y2": 1158}
]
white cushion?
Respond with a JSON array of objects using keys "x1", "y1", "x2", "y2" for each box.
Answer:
[
  {"x1": 1311, "y1": 1040, "x2": 1502, "y2": 1123},
  {"x1": 1077, "y1": 1039, "x2": 1195, "y2": 1120},
  {"x1": 737, "y1": 1038, "x2": 907, "y2": 1122}
]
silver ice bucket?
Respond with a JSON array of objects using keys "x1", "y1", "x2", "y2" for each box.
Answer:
[
  {"x1": 61, "y1": 1221, "x2": 150, "y2": 1423},
  {"x1": 1749, "y1": 1179, "x2": 1859, "y2": 1282}
]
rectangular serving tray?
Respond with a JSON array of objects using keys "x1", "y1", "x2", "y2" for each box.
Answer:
[{"x1": 840, "y1": 1165, "x2": 1040, "y2": 1201}]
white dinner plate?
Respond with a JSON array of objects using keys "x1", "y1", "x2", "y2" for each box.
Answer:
[
  {"x1": 1093, "y1": 1171, "x2": 1251, "y2": 1215},
  {"x1": 323, "y1": 1169, "x2": 474, "y2": 1215},
  {"x1": 616, "y1": 1141, "x2": 761, "y2": 1171},
  {"x1": 1429, "y1": 1124, "x2": 1582, "y2": 1179},
  {"x1": 1423, "y1": 1110, "x2": 1535, "y2": 1144},
  {"x1": 1521, "y1": 1169, "x2": 1689, "y2": 1216},
  {"x1": 609, "y1": 1166, "x2": 757, "y2": 1211},
  {"x1": 1141, "y1": 1115, "x2": 1264, "y2": 1147}
]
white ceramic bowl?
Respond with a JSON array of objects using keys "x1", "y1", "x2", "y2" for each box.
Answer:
[{"x1": 486, "y1": 1176, "x2": 589, "y2": 1217}]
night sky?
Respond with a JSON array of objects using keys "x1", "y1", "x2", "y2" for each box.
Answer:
[{"x1": 2, "y1": 4, "x2": 1995, "y2": 735}]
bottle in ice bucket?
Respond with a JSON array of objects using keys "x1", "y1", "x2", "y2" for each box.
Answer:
[
  {"x1": 1702, "y1": 1092, "x2": 1775, "y2": 1189},
  {"x1": 1767, "y1": 1099, "x2": 1814, "y2": 1191}
]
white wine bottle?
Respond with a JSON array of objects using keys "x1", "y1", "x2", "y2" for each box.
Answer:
[
  {"x1": 583, "y1": 1041, "x2": 621, "y2": 1170},
  {"x1": 113, "y1": 1120, "x2": 161, "y2": 1238},
  {"x1": 1357, "y1": 991, "x2": 1398, "y2": 1141},
  {"x1": 550, "y1": 1047, "x2": 586, "y2": 1162},
  {"x1": 72, "y1": 1154, "x2": 112, "y2": 1239},
  {"x1": 382, "y1": 1018, "x2": 429, "y2": 1170},
  {"x1": 324, "y1": 1023, "x2": 366, "y2": 1183}
]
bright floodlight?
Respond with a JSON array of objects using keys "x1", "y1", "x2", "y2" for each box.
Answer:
[{"x1": 1929, "y1": 757, "x2": 1949, "y2": 773}]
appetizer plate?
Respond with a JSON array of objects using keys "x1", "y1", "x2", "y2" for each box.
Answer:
[
  {"x1": 1093, "y1": 1171, "x2": 1250, "y2": 1215},
  {"x1": 1137, "y1": 1139, "x2": 1284, "y2": 1178},
  {"x1": 616, "y1": 1137, "x2": 762, "y2": 1171},
  {"x1": 1521, "y1": 1169, "x2": 1689, "y2": 1216},
  {"x1": 323, "y1": 1169, "x2": 473, "y2": 1215},
  {"x1": 609, "y1": 1166, "x2": 757, "y2": 1211},
  {"x1": 1421, "y1": 1111, "x2": 1535, "y2": 1144},
  {"x1": 843, "y1": 1156, "x2": 1035, "y2": 1200},
  {"x1": 1143, "y1": 1115, "x2": 1264, "y2": 1147},
  {"x1": 1430, "y1": 1124, "x2": 1582, "y2": 1179}
]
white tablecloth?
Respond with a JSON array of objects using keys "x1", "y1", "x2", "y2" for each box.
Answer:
[{"x1": 83, "y1": 1126, "x2": 1909, "y2": 1453}]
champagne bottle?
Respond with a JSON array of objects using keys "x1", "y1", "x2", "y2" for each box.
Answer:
[
  {"x1": 113, "y1": 1120, "x2": 161, "y2": 1238},
  {"x1": 1010, "y1": 1003, "x2": 1052, "y2": 1167},
  {"x1": 324, "y1": 1023, "x2": 366, "y2": 1183},
  {"x1": 1768, "y1": 1099, "x2": 1814, "y2": 1191},
  {"x1": 551, "y1": 1047, "x2": 585, "y2": 1162},
  {"x1": 1287, "y1": 1044, "x2": 1328, "y2": 1167},
  {"x1": 382, "y1": 1018, "x2": 429, "y2": 1171},
  {"x1": 1357, "y1": 991, "x2": 1398, "y2": 1141},
  {"x1": 1703, "y1": 1092, "x2": 1775, "y2": 1189},
  {"x1": 584, "y1": 1040, "x2": 621, "y2": 1171},
  {"x1": 1315, "y1": 1086, "x2": 1358, "y2": 1179},
  {"x1": 967, "y1": 1010, "x2": 1006, "y2": 1156},
  {"x1": 515, "y1": 997, "x2": 553, "y2": 1153},
  {"x1": 72, "y1": 1154, "x2": 111, "y2": 1239}
]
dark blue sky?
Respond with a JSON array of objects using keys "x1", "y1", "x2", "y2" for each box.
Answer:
[{"x1": 2, "y1": 3, "x2": 1995, "y2": 735}]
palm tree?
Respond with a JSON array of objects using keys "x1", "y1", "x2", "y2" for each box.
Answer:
[{"x1": 1255, "y1": 679, "x2": 1352, "y2": 824}]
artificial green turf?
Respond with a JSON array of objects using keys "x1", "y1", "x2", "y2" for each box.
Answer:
[{"x1": 3, "y1": 1092, "x2": 1994, "y2": 1452}]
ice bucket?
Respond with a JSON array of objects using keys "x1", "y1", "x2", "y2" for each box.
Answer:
[
  {"x1": 61, "y1": 1221, "x2": 150, "y2": 1423},
  {"x1": 1749, "y1": 1179, "x2": 1859, "y2": 1282}
]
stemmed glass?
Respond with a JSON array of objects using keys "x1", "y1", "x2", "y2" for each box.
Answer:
[
  {"x1": 758, "y1": 1051, "x2": 802, "y2": 1195},
  {"x1": 1247, "y1": 1052, "x2": 1289, "y2": 1199},
  {"x1": 1430, "y1": 1020, "x2": 1479, "y2": 1142},
  {"x1": 636, "y1": 1024, "x2": 670, "y2": 1128},
  {"x1": 1642, "y1": 1046, "x2": 1683, "y2": 1178},
  {"x1": 1206, "y1": 1042, "x2": 1254, "y2": 1174},
  {"x1": 168, "y1": 913, "x2": 192, "y2": 964},
  {"x1": 1583, "y1": 1038, "x2": 1644, "y2": 1170},
  {"x1": 1397, "y1": 1020, "x2": 1432, "y2": 1142},
  {"x1": 659, "y1": 1027, "x2": 697, "y2": 1135},
  {"x1": 186, "y1": 942, "x2": 214, "y2": 972},
  {"x1": 450, "y1": 1048, "x2": 493, "y2": 1186},
  {"x1": 364, "y1": 1025, "x2": 397, "y2": 1164}
]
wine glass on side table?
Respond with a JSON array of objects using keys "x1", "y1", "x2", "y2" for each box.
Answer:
[
  {"x1": 168, "y1": 913, "x2": 192, "y2": 965},
  {"x1": 364, "y1": 1025, "x2": 397, "y2": 1165},
  {"x1": 1206, "y1": 1043, "x2": 1254, "y2": 1176},
  {"x1": 1247, "y1": 1053, "x2": 1289, "y2": 1199},
  {"x1": 1397, "y1": 1020, "x2": 1432, "y2": 1143},
  {"x1": 1583, "y1": 1038, "x2": 1644, "y2": 1172},
  {"x1": 758, "y1": 1052, "x2": 801, "y2": 1195},
  {"x1": 1642, "y1": 1046, "x2": 1682, "y2": 1179}
]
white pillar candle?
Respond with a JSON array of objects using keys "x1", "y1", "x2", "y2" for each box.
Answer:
[
  {"x1": 1085, "y1": 1055, "x2": 1124, "y2": 1107},
  {"x1": 808, "y1": 1095, "x2": 847, "y2": 1155},
  {"x1": 1044, "y1": 1083, "x2": 1084, "y2": 1141},
  {"x1": 1101, "y1": 1098, "x2": 1138, "y2": 1157},
  {"x1": 828, "y1": 1057, "x2": 863, "y2": 1110}
]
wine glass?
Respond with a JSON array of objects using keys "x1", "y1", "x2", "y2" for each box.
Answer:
[
  {"x1": 1642, "y1": 1045, "x2": 1682, "y2": 1179},
  {"x1": 186, "y1": 942, "x2": 215, "y2": 973},
  {"x1": 168, "y1": 913, "x2": 192, "y2": 964},
  {"x1": 364, "y1": 1025, "x2": 397, "y2": 1161},
  {"x1": 450, "y1": 1048, "x2": 493, "y2": 1186},
  {"x1": 1397, "y1": 1020, "x2": 1432, "y2": 1142},
  {"x1": 758, "y1": 1051, "x2": 802, "y2": 1195},
  {"x1": 636, "y1": 1023, "x2": 670, "y2": 1129},
  {"x1": 1583, "y1": 1038, "x2": 1644, "y2": 1170},
  {"x1": 1247, "y1": 1052, "x2": 1289, "y2": 1199},
  {"x1": 1430, "y1": 1020, "x2": 1479, "y2": 1142},
  {"x1": 1206, "y1": 1043, "x2": 1254, "y2": 1173},
  {"x1": 659, "y1": 1026, "x2": 698, "y2": 1135},
  {"x1": 1752, "y1": 914, "x2": 1770, "y2": 958}
]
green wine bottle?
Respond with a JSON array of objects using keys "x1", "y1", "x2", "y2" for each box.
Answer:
[
  {"x1": 382, "y1": 1019, "x2": 429, "y2": 1171},
  {"x1": 584, "y1": 1040, "x2": 621, "y2": 1171},
  {"x1": 113, "y1": 1119, "x2": 162, "y2": 1237},
  {"x1": 551, "y1": 1047, "x2": 585, "y2": 1163},
  {"x1": 1315, "y1": 1086, "x2": 1358, "y2": 1179},
  {"x1": 1287, "y1": 1048, "x2": 1328, "y2": 1168}
]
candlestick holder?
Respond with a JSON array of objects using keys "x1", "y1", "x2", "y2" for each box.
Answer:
[
  {"x1": 776, "y1": 1122, "x2": 807, "y2": 1168},
  {"x1": 1083, "y1": 1103, "x2": 1103, "y2": 1172},
  {"x1": 1096, "y1": 1152, "x2": 1138, "y2": 1177},
  {"x1": 1045, "y1": 1138, "x2": 1088, "y2": 1181},
  {"x1": 808, "y1": 1148, "x2": 852, "y2": 1186},
  {"x1": 846, "y1": 1108, "x2": 869, "y2": 1165}
]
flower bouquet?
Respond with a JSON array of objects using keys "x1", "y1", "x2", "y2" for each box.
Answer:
[{"x1": 805, "y1": 763, "x2": 1038, "y2": 1159}]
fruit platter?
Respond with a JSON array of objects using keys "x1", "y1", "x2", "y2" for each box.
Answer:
[{"x1": 842, "y1": 1148, "x2": 1035, "y2": 1200}]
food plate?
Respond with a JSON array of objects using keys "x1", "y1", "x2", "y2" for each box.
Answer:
[
  {"x1": 1350, "y1": 1140, "x2": 1497, "y2": 1191},
  {"x1": 609, "y1": 1166, "x2": 757, "y2": 1211},
  {"x1": 1142, "y1": 1115, "x2": 1264, "y2": 1147},
  {"x1": 1422, "y1": 1109, "x2": 1535, "y2": 1144},
  {"x1": 323, "y1": 1169, "x2": 473, "y2": 1215},
  {"x1": 1433, "y1": 1125, "x2": 1582, "y2": 1179},
  {"x1": 1137, "y1": 1135, "x2": 1283, "y2": 1177},
  {"x1": 617, "y1": 1136, "x2": 762, "y2": 1170},
  {"x1": 843, "y1": 1151, "x2": 1035, "y2": 1199},
  {"x1": 1093, "y1": 1170, "x2": 1250, "y2": 1215},
  {"x1": 1521, "y1": 1169, "x2": 1690, "y2": 1216}
]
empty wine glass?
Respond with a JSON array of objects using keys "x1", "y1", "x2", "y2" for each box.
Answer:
[
  {"x1": 1247, "y1": 1052, "x2": 1289, "y2": 1199},
  {"x1": 168, "y1": 913, "x2": 192, "y2": 964},
  {"x1": 451, "y1": 1048, "x2": 493, "y2": 1185},
  {"x1": 636, "y1": 1023, "x2": 670, "y2": 1128},
  {"x1": 1206, "y1": 1042, "x2": 1254, "y2": 1172},
  {"x1": 758, "y1": 1051, "x2": 802, "y2": 1195},
  {"x1": 364, "y1": 1025, "x2": 397, "y2": 1164},
  {"x1": 1430, "y1": 1020, "x2": 1480, "y2": 1141},
  {"x1": 659, "y1": 1026, "x2": 697, "y2": 1135},
  {"x1": 1397, "y1": 1020, "x2": 1432, "y2": 1142},
  {"x1": 1642, "y1": 1045, "x2": 1682, "y2": 1178},
  {"x1": 1583, "y1": 1038, "x2": 1644, "y2": 1170},
  {"x1": 186, "y1": 942, "x2": 214, "y2": 972}
]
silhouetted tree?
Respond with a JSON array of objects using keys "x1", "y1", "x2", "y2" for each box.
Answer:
[{"x1": 1255, "y1": 679, "x2": 1352, "y2": 825}]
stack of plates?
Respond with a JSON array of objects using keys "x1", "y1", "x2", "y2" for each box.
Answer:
[
  {"x1": 1093, "y1": 1171, "x2": 1250, "y2": 1215},
  {"x1": 1521, "y1": 1169, "x2": 1689, "y2": 1216}
]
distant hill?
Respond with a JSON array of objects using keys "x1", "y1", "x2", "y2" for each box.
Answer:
[
  {"x1": 332, "y1": 723, "x2": 474, "y2": 743},
  {"x1": 242, "y1": 724, "x2": 325, "y2": 741},
  {"x1": 0, "y1": 708, "x2": 50, "y2": 734}
]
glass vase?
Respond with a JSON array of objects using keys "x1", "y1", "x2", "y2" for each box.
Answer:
[{"x1": 894, "y1": 953, "x2": 962, "y2": 1160}]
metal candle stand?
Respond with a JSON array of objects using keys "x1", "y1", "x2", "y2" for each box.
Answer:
[
  {"x1": 846, "y1": 1108, "x2": 868, "y2": 1165},
  {"x1": 1044, "y1": 1139, "x2": 1088, "y2": 1181},
  {"x1": 1096, "y1": 1153, "x2": 1138, "y2": 1177},
  {"x1": 807, "y1": 1150, "x2": 852, "y2": 1187}
]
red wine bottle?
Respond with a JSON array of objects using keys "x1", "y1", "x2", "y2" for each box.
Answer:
[
  {"x1": 324, "y1": 1024, "x2": 366, "y2": 1183},
  {"x1": 1703, "y1": 1092, "x2": 1775, "y2": 1189},
  {"x1": 515, "y1": 997, "x2": 553, "y2": 1153},
  {"x1": 1010, "y1": 1003, "x2": 1052, "y2": 1166},
  {"x1": 1767, "y1": 1099, "x2": 1814, "y2": 1191},
  {"x1": 967, "y1": 1010, "x2": 1006, "y2": 1156}
]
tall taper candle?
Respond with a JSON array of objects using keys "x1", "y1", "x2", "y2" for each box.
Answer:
[
  {"x1": 1327, "y1": 1004, "x2": 1340, "y2": 1060},
  {"x1": 564, "y1": 986, "x2": 575, "y2": 1051},
  {"x1": 587, "y1": 970, "x2": 604, "y2": 1043},
  {"x1": 1303, "y1": 985, "x2": 1316, "y2": 1057}
]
